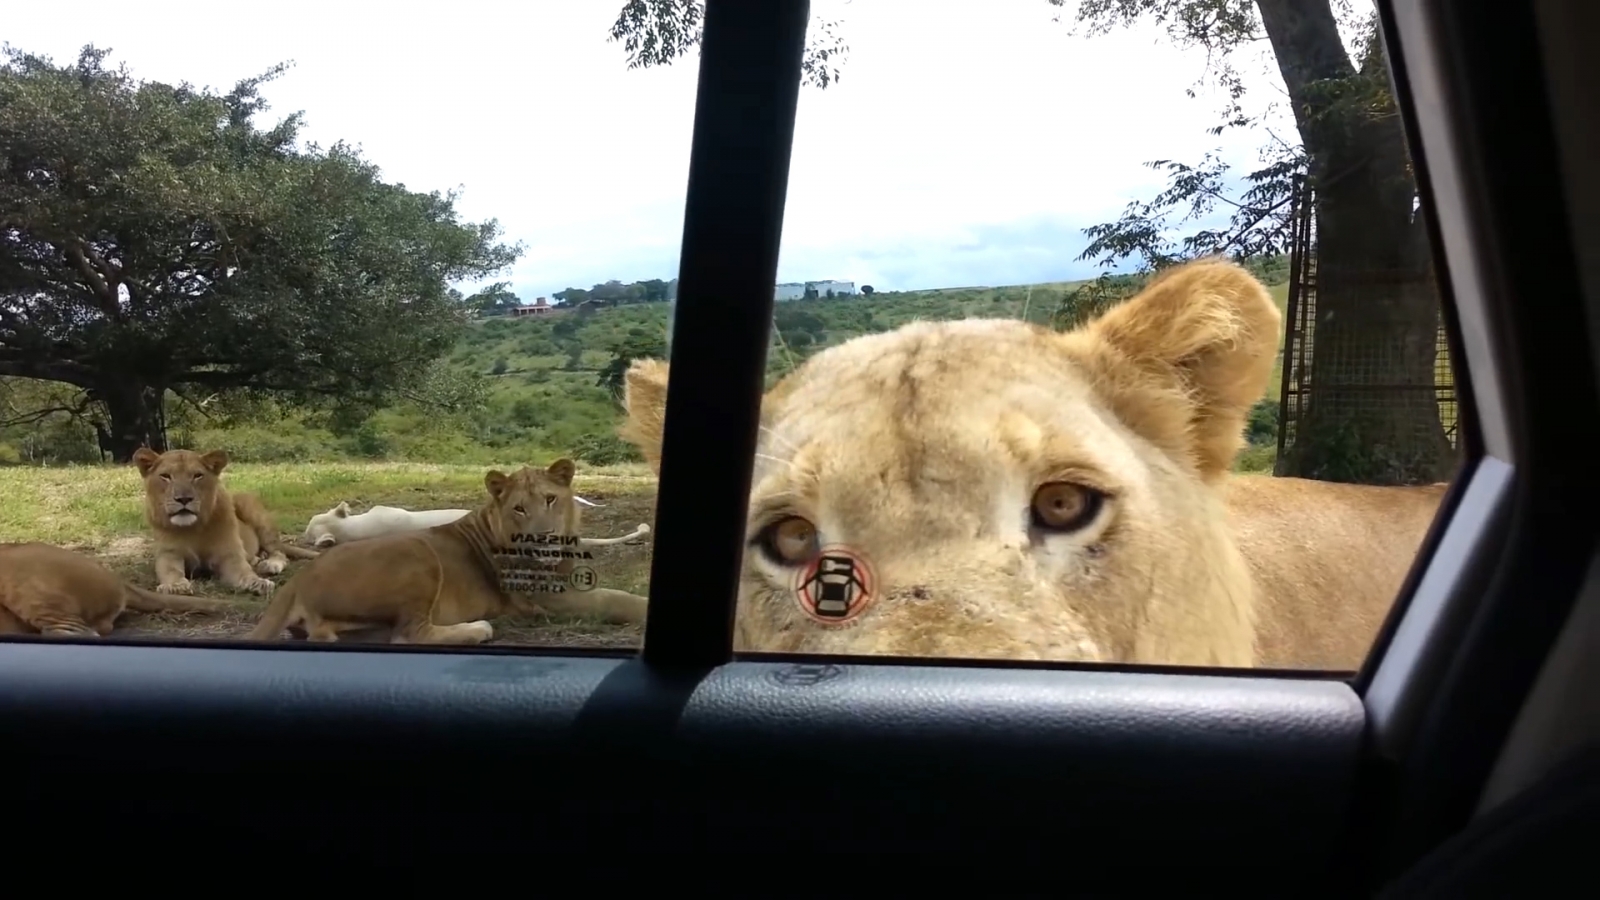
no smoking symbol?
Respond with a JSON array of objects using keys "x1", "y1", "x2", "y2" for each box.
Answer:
[
  {"x1": 793, "y1": 545, "x2": 875, "y2": 625},
  {"x1": 568, "y1": 565, "x2": 597, "y2": 592}
]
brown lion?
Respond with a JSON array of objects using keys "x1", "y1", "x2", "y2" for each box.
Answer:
[
  {"x1": 247, "y1": 459, "x2": 650, "y2": 644},
  {"x1": 0, "y1": 541, "x2": 226, "y2": 636},
  {"x1": 617, "y1": 258, "x2": 1447, "y2": 671},
  {"x1": 132, "y1": 447, "x2": 319, "y2": 597}
]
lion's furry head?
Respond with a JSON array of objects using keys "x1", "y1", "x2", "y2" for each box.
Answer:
[
  {"x1": 303, "y1": 501, "x2": 353, "y2": 547},
  {"x1": 132, "y1": 447, "x2": 231, "y2": 532},
  {"x1": 479, "y1": 458, "x2": 580, "y2": 546},
  {"x1": 618, "y1": 259, "x2": 1281, "y2": 666}
]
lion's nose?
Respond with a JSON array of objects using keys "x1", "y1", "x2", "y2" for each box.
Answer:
[{"x1": 173, "y1": 494, "x2": 195, "y2": 505}]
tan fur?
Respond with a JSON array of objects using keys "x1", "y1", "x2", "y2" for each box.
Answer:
[
  {"x1": 132, "y1": 446, "x2": 319, "y2": 597},
  {"x1": 247, "y1": 459, "x2": 650, "y2": 644},
  {"x1": 618, "y1": 258, "x2": 1445, "y2": 670},
  {"x1": 0, "y1": 541, "x2": 226, "y2": 636}
]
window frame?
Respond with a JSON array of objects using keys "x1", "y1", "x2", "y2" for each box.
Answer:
[{"x1": 3, "y1": 0, "x2": 1597, "y2": 884}]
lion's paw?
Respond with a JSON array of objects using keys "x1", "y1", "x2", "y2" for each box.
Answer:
[
  {"x1": 241, "y1": 576, "x2": 276, "y2": 596},
  {"x1": 464, "y1": 620, "x2": 495, "y2": 643},
  {"x1": 156, "y1": 579, "x2": 194, "y2": 595},
  {"x1": 255, "y1": 558, "x2": 287, "y2": 576}
]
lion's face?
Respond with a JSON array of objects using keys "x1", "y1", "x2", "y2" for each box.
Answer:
[
  {"x1": 303, "y1": 502, "x2": 351, "y2": 547},
  {"x1": 481, "y1": 459, "x2": 579, "y2": 545},
  {"x1": 621, "y1": 260, "x2": 1281, "y2": 665},
  {"x1": 132, "y1": 447, "x2": 230, "y2": 530}
]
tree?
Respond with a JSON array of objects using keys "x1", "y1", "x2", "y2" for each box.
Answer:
[
  {"x1": 609, "y1": 0, "x2": 849, "y2": 89},
  {"x1": 861, "y1": 285, "x2": 875, "y2": 296},
  {"x1": 598, "y1": 332, "x2": 669, "y2": 401},
  {"x1": 1058, "y1": 1, "x2": 1451, "y2": 485},
  {"x1": 465, "y1": 282, "x2": 522, "y2": 315},
  {"x1": 609, "y1": 1, "x2": 1453, "y2": 485},
  {"x1": 0, "y1": 45, "x2": 522, "y2": 461}
]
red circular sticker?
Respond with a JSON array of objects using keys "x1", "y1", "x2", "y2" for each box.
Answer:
[{"x1": 792, "y1": 545, "x2": 876, "y2": 625}]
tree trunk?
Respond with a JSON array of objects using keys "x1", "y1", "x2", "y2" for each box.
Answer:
[
  {"x1": 1258, "y1": 0, "x2": 1457, "y2": 485},
  {"x1": 94, "y1": 382, "x2": 169, "y2": 463},
  {"x1": 1278, "y1": 212, "x2": 1454, "y2": 483}
]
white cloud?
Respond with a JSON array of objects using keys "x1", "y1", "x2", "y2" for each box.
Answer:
[{"x1": 5, "y1": 0, "x2": 1294, "y2": 297}]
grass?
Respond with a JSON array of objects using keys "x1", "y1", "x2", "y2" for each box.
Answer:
[{"x1": 0, "y1": 461, "x2": 661, "y2": 648}]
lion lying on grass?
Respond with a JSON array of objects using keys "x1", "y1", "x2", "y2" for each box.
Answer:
[
  {"x1": 132, "y1": 447, "x2": 319, "y2": 597},
  {"x1": 618, "y1": 258, "x2": 1447, "y2": 671},
  {"x1": 301, "y1": 500, "x2": 651, "y2": 549},
  {"x1": 0, "y1": 542, "x2": 226, "y2": 636},
  {"x1": 249, "y1": 459, "x2": 650, "y2": 644}
]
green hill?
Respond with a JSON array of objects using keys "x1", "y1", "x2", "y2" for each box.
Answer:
[{"x1": 1, "y1": 263, "x2": 1292, "y2": 470}]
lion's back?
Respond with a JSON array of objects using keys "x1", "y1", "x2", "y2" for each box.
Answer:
[
  {"x1": 1223, "y1": 474, "x2": 1446, "y2": 669},
  {"x1": 287, "y1": 532, "x2": 446, "y2": 617}
]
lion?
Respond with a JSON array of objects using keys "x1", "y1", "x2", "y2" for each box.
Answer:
[
  {"x1": 132, "y1": 447, "x2": 320, "y2": 597},
  {"x1": 617, "y1": 258, "x2": 1448, "y2": 671},
  {"x1": 0, "y1": 541, "x2": 227, "y2": 636},
  {"x1": 248, "y1": 459, "x2": 651, "y2": 644}
]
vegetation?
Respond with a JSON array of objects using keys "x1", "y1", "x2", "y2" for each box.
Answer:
[
  {"x1": 610, "y1": 0, "x2": 1456, "y2": 486},
  {"x1": 1, "y1": 263, "x2": 1292, "y2": 472},
  {"x1": 0, "y1": 45, "x2": 520, "y2": 462}
]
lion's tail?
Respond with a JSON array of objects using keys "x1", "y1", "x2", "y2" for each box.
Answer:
[
  {"x1": 248, "y1": 578, "x2": 300, "y2": 641},
  {"x1": 123, "y1": 585, "x2": 226, "y2": 614},
  {"x1": 277, "y1": 543, "x2": 321, "y2": 561}
]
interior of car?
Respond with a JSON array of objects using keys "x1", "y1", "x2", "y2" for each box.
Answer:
[{"x1": 4, "y1": 0, "x2": 1597, "y2": 892}]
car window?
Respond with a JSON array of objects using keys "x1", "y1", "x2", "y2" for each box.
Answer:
[
  {"x1": 617, "y1": 1, "x2": 1460, "y2": 671},
  {"x1": 1, "y1": 2, "x2": 1461, "y2": 674},
  {"x1": 0, "y1": 4, "x2": 687, "y2": 649}
]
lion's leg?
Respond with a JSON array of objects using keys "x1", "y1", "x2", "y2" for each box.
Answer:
[
  {"x1": 153, "y1": 550, "x2": 194, "y2": 595},
  {"x1": 254, "y1": 548, "x2": 289, "y2": 577},
  {"x1": 391, "y1": 619, "x2": 496, "y2": 645},
  {"x1": 24, "y1": 600, "x2": 99, "y2": 637},
  {"x1": 536, "y1": 587, "x2": 649, "y2": 625},
  {"x1": 214, "y1": 552, "x2": 276, "y2": 596}
]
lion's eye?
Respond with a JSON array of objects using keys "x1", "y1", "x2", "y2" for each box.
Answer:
[
  {"x1": 544, "y1": 494, "x2": 557, "y2": 508},
  {"x1": 513, "y1": 505, "x2": 527, "y2": 515},
  {"x1": 1030, "y1": 482, "x2": 1104, "y2": 533},
  {"x1": 160, "y1": 473, "x2": 171, "y2": 481},
  {"x1": 753, "y1": 515, "x2": 820, "y2": 567}
]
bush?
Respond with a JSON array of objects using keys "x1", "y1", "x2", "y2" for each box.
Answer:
[
  {"x1": 1246, "y1": 398, "x2": 1280, "y2": 447},
  {"x1": 345, "y1": 422, "x2": 393, "y2": 459},
  {"x1": 192, "y1": 427, "x2": 328, "y2": 463},
  {"x1": 568, "y1": 432, "x2": 644, "y2": 467}
]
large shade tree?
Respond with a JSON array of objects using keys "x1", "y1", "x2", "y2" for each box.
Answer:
[
  {"x1": 0, "y1": 45, "x2": 521, "y2": 461},
  {"x1": 608, "y1": 0, "x2": 1454, "y2": 485}
]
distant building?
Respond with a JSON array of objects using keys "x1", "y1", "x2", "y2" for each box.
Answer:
[
  {"x1": 774, "y1": 280, "x2": 858, "y2": 302},
  {"x1": 809, "y1": 280, "x2": 857, "y2": 298},
  {"x1": 510, "y1": 297, "x2": 556, "y2": 317},
  {"x1": 774, "y1": 282, "x2": 808, "y2": 302}
]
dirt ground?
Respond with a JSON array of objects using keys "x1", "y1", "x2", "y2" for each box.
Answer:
[{"x1": 68, "y1": 483, "x2": 658, "y2": 650}]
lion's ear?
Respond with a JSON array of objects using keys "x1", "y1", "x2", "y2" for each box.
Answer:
[
  {"x1": 131, "y1": 446, "x2": 160, "y2": 477},
  {"x1": 546, "y1": 457, "x2": 576, "y2": 486},
  {"x1": 200, "y1": 449, "x2": 230, "y2": 474},
  {"x1": 333, "y1": 502, "x2": 350, "y2": 518},
  {"x1": 1077, "y1": 258, "x2": 1281, "y2": 482},
  {"x1": 485, "y1": 470, "x2": 509, "y2": 500},
  {"x1": 618, "y1": 358, "x2": 669, "y2": 475}
]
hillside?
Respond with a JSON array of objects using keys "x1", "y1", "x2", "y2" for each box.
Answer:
[{"x1": 1, "y1": 268, "x2": 1292, "y2": 470}]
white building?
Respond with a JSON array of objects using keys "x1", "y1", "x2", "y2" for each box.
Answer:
[
  {"x1": 774, "y1": 282, "x2": 808, "y2": 302},
  {"x1": 810, "y1": 280, "x2": 857, "y2": 298},
  {"x1": 773, "y1": 280, "x2": 858, "y2": 302}
]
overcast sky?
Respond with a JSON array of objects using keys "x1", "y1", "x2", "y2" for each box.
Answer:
[{"x1": 7, "y1": 0, "x2": 1306, "y2": 298}]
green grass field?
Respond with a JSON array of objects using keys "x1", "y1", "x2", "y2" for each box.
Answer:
[{"x1": 0, "y1": 461, "x2": 660, "y2": 647}]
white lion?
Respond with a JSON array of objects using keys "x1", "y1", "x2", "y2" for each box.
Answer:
[{"x1": 302, "y1": 500, "x2": 649, "y2": 549}]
